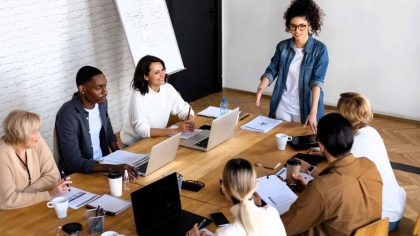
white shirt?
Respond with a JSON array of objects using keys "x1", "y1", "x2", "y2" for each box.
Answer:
[
  {"x1": 276, "y1": 45, "x2": 304, "y2": 118},
  {"x1": 120, "y1": 83, "x2": 194, "y2": 146},
  {"x1": 215, "y1": 201, "x2": 286, "y2": 236},
  {"x1": 85, "y1": 104, "x2": 103, "y2": 160},
  {"x1": 351, "y1": 126, "x2": 406, "y2": 222}
]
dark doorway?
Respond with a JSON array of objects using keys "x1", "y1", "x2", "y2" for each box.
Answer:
[{"x1": 166, "y1": 0, "x2": 222, "y2": 102}]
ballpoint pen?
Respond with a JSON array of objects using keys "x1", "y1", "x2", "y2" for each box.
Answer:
[
  {"x1": 60, "y1": 170, "x2": 71, "y2": 191},
  {"x1": 240, "y1": 113, "x2": 249, "y2": 121},
  {"x1": 197, "y1": 218, "x2": 207, "y2": 229}
]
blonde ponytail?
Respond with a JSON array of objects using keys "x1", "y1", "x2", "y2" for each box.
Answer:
[{"x1": 222, "y1": 158, "x2": 261, "y2": 235}]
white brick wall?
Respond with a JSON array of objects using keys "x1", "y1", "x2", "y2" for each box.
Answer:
[{"x1": 0, "y1": 0, "x2": 135, "y2": 149}]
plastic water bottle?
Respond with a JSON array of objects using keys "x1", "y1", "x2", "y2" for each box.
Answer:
[{"x1": 220, "y1": 97, "x2": 229, "y2": 116}]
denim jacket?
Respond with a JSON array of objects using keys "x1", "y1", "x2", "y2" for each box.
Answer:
[
  {"x1": 262, "y1": 36, "x2": 329, "y2": 123},
  {"x1": 55, "y1": 92, "x2": 117, "y2": 174}
]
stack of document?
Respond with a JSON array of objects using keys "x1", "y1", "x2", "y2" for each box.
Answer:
[
  {"x1": 60, "y1": 187, "x2": 99, "y2": 209},
  {"x1": 256, "y1": 175, "x2": 297, "y2": 215},
  {"x1": 240, "y1": 115, "x2": 283, "y2": 133},
  {"x1": 101, "y1": 150, "x2": 148, "y2": 165},
  {"x1": 197, "y1": 106, "x2": 232, "y2": 118}
]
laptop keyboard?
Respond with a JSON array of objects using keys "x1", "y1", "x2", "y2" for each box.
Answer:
[
  {"x1": 194, "y1": 137, "x2": 209, "y2": 148},
  {"x1": 133, "y1": 156, "x2": 149, "y2": 173}
]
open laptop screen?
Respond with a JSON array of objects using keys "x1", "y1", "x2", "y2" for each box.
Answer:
[{"x1": 131, "y1": 173, "x2": 181, "y2": 232}]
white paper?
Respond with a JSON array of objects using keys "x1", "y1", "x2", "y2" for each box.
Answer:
[
  {"x1": 197, "y1": 106, "x2": 232, "y2": 118},
  {"x1": 101, "y1": 150, "x2": 148, "y2": 165},
  {"x1": 169, "y1": 125, "x2": 203, "y2": 139},
  {"x1": 256, "y1": 175, "x2": 297, "y2": 215},
  {"x1": 60, "y1": 187, "x2": 99, "y2": 209},
  {"x1": 240, "y1": 115, "x2": 283, "y2": 133}
]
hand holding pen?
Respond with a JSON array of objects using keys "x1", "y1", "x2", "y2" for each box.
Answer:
[
  {"x1": 178, "y1": 106, "x2": 195, "y2": 132},
  {"x1": 60, "y1": 170, "x2": 71, "y2": 191}
]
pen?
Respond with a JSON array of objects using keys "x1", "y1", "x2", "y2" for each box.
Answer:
[
  {"x1": 240, "y1": 113, "x2": 249, "y2": 121},
  {"x1": 197, "y1": 218, "x2": 206, "y2": 229},
  {"x1": 95, "y1": 203, "x2": 101, "y2": 217},
  {"x1": 187, "y1": 106, "x2": 191, "y2": 121},
  {"x1": 60, "y1": 170, "x2": 71, "y2": 191}
]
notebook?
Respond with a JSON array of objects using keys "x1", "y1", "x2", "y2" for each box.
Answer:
[
  {"x1": 131, "y1": 173, "x2": 212, "y2": 236},
  {"x1": 180, "y1": 108, "x2": 239, "y2": 152},
  {"x1": 87, "y1": 194, "x2": 131, "y2": 215},
  {"x1": 240, "y1": 115, "x2": 283, "y2": 133}
]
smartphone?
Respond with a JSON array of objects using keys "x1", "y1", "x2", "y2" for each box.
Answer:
[{"x1": 210, "y1": 212, "x2": 229, "y2": 227}]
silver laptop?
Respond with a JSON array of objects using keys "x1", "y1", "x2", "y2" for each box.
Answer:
[
  {"x1": 132, "y1": 132, "x2": 181, "y2": 176},
  {"x1": 180, "y1": 108, "x2": 239, "y2": 151}
]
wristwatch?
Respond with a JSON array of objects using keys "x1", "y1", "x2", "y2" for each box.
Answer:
[{"x1": 307, "y1": 165, "x2": 316, "y2": 175}]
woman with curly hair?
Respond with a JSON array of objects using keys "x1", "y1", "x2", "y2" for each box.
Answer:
[{"x1": 256, "y1": 0, "x2": 328, "y2": 133}]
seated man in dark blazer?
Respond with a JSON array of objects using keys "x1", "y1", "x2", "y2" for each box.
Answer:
[
  {"x1": 281, "y1": 113, "x2": 382, "y2": 235},
  {"x1": 55, "y1": 66, "x2": 137, "y2": 178}
]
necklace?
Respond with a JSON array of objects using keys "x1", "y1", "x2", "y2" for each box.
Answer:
[{"x1": 16, "y1": 151, "x2": 32, "y2": 185}]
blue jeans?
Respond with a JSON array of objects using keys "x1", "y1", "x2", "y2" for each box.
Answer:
[{"x1": 389, "y1": 220, "x2": 400, "y2": 232}]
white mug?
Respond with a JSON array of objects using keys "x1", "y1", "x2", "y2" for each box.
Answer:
[
  {"x1": 275, "y1": 133, "x2": 292, "y2": 151},
  {"x1": 101, "y1": 231, "x2": 119, "y2": 236},
  {"x1": 47, "y1": 196, "x2": 69, "y2": 219}
]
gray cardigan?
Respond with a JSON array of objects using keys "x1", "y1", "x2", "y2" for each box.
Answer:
[{"x1": 55, "y1": 92, "x2": 117, "y2": 174}]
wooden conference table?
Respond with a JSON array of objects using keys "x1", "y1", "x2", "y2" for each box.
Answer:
[{"x1": 0, "y1": 114, "x2": 314, "y2": 235}]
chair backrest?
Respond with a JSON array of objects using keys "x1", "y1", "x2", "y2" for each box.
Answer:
[
  {"x1": 354, "y1": 218, "x2": 389, "y2": 236},
  {"x1": 413, "y1": 213, "x2": 420, "y2": 236},
  {"x1": 52, "y1": 128, "x2": 62, "y2": 167}
]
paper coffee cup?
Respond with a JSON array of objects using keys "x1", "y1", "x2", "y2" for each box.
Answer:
[
  {"x1": 47, "y1": 196, "x2": 69, "y2": 219},
  {"x1": 108, "y1": 171, "x2": 122, "y2": 197},
  {"x1": 275, "y1": 133, "x2": 292, "y2": 150},
  {"x1": 286, "y1": 159, "x2": 301, "y2": 185}
]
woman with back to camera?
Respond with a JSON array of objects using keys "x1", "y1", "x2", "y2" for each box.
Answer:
[
  {"x1": 337, "y1": 92, "x2": 406, "y2": 231},
  {"x1": 256, "y1": 0, "x2": 328, "y2": 133},
  {"x1": 186, "y1": 158, "x2": 286, "y2": 236},
  {"x1": 120, "y1": 55, "x2": 195, "y2": 146},
  {"x1": 0, "y1": 110, "x2": 71, "y2": 209}
]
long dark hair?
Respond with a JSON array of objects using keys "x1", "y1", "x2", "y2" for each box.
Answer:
[{"x1": 131, "y1": 55, "x2": 167, "y2": 95}]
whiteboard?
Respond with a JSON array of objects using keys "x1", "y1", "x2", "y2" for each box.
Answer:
[{"x1": 115, "y1": 0, "x2": 185, "y2": 74}]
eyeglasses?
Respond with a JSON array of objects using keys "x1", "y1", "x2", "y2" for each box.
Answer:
[{"x1": 289, "y1": 24, "x2": 307, "y2": 31}]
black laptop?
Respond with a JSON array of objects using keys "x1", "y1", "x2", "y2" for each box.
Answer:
[{"x1": 131, "y1": 173, "x2": 212, "y2": 236}]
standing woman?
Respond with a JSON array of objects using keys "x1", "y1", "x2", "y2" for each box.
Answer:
[
  {"x1": 0, "y1": 110, "x2": 71, "y2": 209},
  {"x1": 120, "y1": 55, "x2": 195, "y2": 146},
  {"x1": 256, "y1": 0, "x2": 328, "y2": 133},
  {"x1": 186, "y1": 158, "x2": 286, "y2": 236}
]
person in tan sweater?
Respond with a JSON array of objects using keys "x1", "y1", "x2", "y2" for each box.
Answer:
[{"x1": 0, "y1": 110, "x2": 72, "y2": 209}]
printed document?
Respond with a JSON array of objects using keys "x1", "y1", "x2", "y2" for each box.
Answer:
[
  {"x1": 256, "y1": 175, "x2": 297, "y2": 215},
  {"x1": 198, "y1": 106, "x2": 232, "y2": 118},
  {"x1": 60, "y1": 187, "x2": 99, "y2": 209},
  {"x1": 240, "y1": 115, "x2": 283, "y2": 133}
]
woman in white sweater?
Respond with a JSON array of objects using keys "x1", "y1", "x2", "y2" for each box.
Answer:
[
  {"x1": 120, "y1": 55, "x2": 195, "y2": 146},
  {"x1": 337, "y1": 92, "x2": 406, "y2": 231},
  {"x1": 186, "y1": 158, "x2": 286, "y2": 236}
]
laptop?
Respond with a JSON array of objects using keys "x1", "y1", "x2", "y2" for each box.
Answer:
[
  {"x1": 180, "y1": 107, "x2": 240, "y2": 151},
  {"x1": 134, "y1": 132, "x2": 181, "y2": 176},
  {"x1": 131, "y1": 173, "x2": 212, "y2": 236},
  {"x1": 103, "y1": 133, "x2": 181, "y2": 176}
]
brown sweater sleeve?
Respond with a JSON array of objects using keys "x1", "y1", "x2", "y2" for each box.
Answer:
[{"x1": 281, "y1": 182, "x2": 327, "y2": 235}]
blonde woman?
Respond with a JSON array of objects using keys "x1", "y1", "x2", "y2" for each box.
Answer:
[
  {"x1": 337, "y1": 92, "x2": 406, "y2": 231},
  {"x1": 0, "y1": 110, "x2": 71, "y2": 209},
  {"x1": 186, "y1": 158, "x2": 286, "y2": 236}
]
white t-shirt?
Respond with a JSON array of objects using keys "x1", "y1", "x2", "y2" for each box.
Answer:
[
  {"x1": 276, "y1": 45, "x2": 304, "y2": 118},
  {"x1": 120, "y1": 83, "x2": 194, "y2": 146},
  {"x1": 215, "y1": 201, "x2": 286, "y2": 236},
  {"x1": 85, "y1": 103, "x2": 103, "y2": 160},
  {"x1": 351, "y1": 126, "x2": 406, "y2": 222}
]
